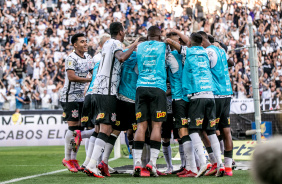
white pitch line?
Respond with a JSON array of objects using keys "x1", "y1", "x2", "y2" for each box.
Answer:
[{"x1": 0, "y1": 157, "x2": 120, "y2": 184}]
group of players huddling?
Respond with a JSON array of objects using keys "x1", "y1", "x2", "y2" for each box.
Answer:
[{"x1": 60, "y1": 21, "x2": 234, "y2": 178}]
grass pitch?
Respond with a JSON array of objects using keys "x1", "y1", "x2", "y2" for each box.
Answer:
[{"x1": 0, "y1": 145, "x2": 254, "y2": 184}]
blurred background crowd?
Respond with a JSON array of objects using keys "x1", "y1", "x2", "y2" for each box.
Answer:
[{"x1": 0, "y1": 0, "x2": 281, "y2": 110}]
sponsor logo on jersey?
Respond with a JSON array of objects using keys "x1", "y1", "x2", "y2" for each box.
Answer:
[
  {"x1": 136, "y1": 112, "x2": 142, "y2": 120},
  {"x1": 210, "y1": 119, "x2": 216, "y2": 127},
  {"x1": 181, "y1": 118, "x2": 188, "y2": 125},
  {"x1": 111, "y1": 113, "x2": 116, "y2": 122},
  {"x1": 215, "y1": 118, "x2": 220, "y2": 124},
  {"x1": 96, "y1": 113, "x2": 105, "y2": 120},
  {"x1": 132, "y1": 123, "x2": 137, "y2": 131},
  {"x1": 196, "y1": 118, "x2": 203, "y2": 126},
  {"x1": 228, "y1": 117, "x2": 230, "y2": 125},
  {"x1": 72, "y1": 109, "x2": 78, "y2": 118},
  {"x1": 115, "y1": 120, "x2": 120, "y2": 126},
  {"x1": 81, "y1": 116, "x2": 88, "y2": 122},
  {"x1": 156, "y1": 111, "x2": 166, "y2": 118},
  {"x1": 62, "y1": 112, "x2": 66, "y2": 118}
]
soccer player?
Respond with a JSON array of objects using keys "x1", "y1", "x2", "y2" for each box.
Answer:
[
  {"x1": 81, "y1": 34, "x2": 110, "y2": 171},
  {"x1": 84, "y1": 22, "x2": 139, "y2": 178},
  {"x1": 60, "y1": 33, "x2": 94, "y2": 173},
  {"x1": 166, "y1": 32, "x2": 224, "y2": 177},
  {"x1": 133, "y1": 26, "x2": 169, "y2": 177},
  {"x1": 198, "y1": 32, "x2": 233, "y2": 176},
  {"x1": 165, "y1": 31, "x2": 197, "y2": 177}
]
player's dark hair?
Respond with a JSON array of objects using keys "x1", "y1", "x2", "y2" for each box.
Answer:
[
  {"x1": 190, "y1": 32, "x2": 202, "y2": 46},
  {"x1": 71, "y1": 33, "x2": 85, "y2": 45},
  {"x1": 139, "y1": 37, "x2": 147, "y2": 42},
  {"x1": 148, "y1": 26, "x2": 161, "y2": 37},
  {"x1": 110, "y1": 22, "x2": 124, "y2": 37},
  {"x1": 208, "y1": 35, "x2": 215, "y2": 43},
  {"x1": 197, "y1": 31, "x2": 208, "y2": 39},
  {"x1": 166, "y1": 32, "x2": 178, "y2": 37}
]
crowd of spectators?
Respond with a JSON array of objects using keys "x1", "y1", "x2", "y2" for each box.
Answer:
[{"x1": 0, "y1": 0, "x2": 281, "y2": 110}]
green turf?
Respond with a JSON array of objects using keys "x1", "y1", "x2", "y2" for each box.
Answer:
[{"x1": 0, "y1": 145, "x2": 254, "y2": 184}]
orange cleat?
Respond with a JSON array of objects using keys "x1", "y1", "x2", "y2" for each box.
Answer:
[
  {"x1": 62, "y1": 158, "x2": 78, "y2": 173},
  {"x1": 140, "y1": 168, "x2": 150, "y2": 177},
  {"x1": 70, "y1": 160, "x2": 83, "y2": 171},
  {"x1": 178, "y1": 170, "x2": 197, "y2": 177},
  {"x1": 224, "y1": 167, "x2": 233, "y2": 176},
  {"x1": 85, "y1": 167, "x2": 104, "y2": 178},
  {"x1": 205, "y1": 163, "x2": 217, "y2": 176},
  {"x1": 177, "y1": 168, "x2": 189, "y2": 176},
  {"x1": 156, "y1": 170, "x2": 167, "y2": 176},
  {"x1": 133, "y1": 161, "x2": 142, "y2": 177},
  {"x1": 98, "y1": 161, "x2": 111, "y2": 177},
  {"x1": 216, "y1": 163, "x2": 225, "y2": 177}
]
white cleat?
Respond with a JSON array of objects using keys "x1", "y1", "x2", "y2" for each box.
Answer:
[{"x1": 196, "y1": 163, "x2": 210, "y2": 178}]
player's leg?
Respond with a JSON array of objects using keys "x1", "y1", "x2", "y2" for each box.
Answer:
[
  {"x1": 201, "y1": 131, "x2": 218, "y2": 176},
  {"x1": 133, "y1": 87, "x2": 149, "y2": 177},
  {"x1": 85, "y1": 95, "x2": 116, "y2": 178},
  {"x1": 187, "y1": 99, "x2": 210, "y2": 177},
  {"x1": 145, "y1": 88, "x2": 167, "y2": 177},
  {"x1": 127, "y1": 129, "x2": 134, "y2": 159},
  {"x1": 220, "y1": 97, "x2": 233, "y2": 176},
  {"x1": 205, "y1": 98, "x2": 224, "y2": 177},
  {"x1": 161, "y1": 114, "x2": 174, "y2": 174},
  {"x1": 61, "y1": 102, "x2": 83, "y2": 173}
]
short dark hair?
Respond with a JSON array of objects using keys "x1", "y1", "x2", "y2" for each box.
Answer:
[
  {"x1": 166, "y1": 32, "x2": 178, "y2": 37},
  {"x1": 197, "y1": 31, "x2": 208, "y2": 39},
  {"x1": 110, "y1": 22, "x2": 123, "y2": 36},
  {"x1": 139, "y1": 37, "x2": 147, "y2": 42},
  {"x1": 208, "y1": 35, "x2": 215, "y2": 43},
  {"x1": 148, "y1": 26, "x2": 161, "y2": 37},
  {"x1": 190, "y1": 32, "x2": 202, "y2": 46},
  {"x1": 71, "y1": 33, "x2": 85, "y2": 45}
]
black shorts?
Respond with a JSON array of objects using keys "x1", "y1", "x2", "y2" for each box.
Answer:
[
  {"x1": 92, "y1": 94, "x2": 117, "y2": 126},
  {"x1": 188, "y1": 98, "x2": 216, "y2": 131},
  {"x1": 135, "y1": 87, "x2": 167, "y2": 123},
  {"x1": 161, "y1": 114, "x2": 180, "y2": 139},
  {"x1": 215, "y1": 97, "x2": 231, "y2": 129},
  {"x1": 115, "y1": 99, "x2": 136, "y2": 131},
  {"x1": 81, "y1": 95, "x2": 94, "y2": 128},
  {"x1": 172, "y1": 100, "x2": 189, "y2": 129},
  {"x1": 61, "y1": 102, "x2": 84, "y2": 122}
]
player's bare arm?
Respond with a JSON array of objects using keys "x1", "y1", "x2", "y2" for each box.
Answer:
[
  {"x1": 115, "y1": 38, "x2": 139, "y2": 63},
  {"x1": 166, "y1": 38, "x2": 182, "y2": 53},
  {"x1": 67, "y1": 70, "x2": 92, "y2": 83}
]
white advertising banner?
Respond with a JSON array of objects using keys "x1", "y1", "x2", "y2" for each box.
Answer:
[
  {"x1": 0, "y1": 114, "x2": 68, "y2": 146},
  {"x1": 230, "y1": 99, "x2": 255, "y2": 114}
]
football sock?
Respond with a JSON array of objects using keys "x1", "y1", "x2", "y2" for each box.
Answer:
[
  {"x1": 71, "y1": 145, "x2": 80, "y2": 160},
  {"x1": 81, "y1": 129, "x2": 95, "y2": 139},
  {"x1": 206, "y1": 147, "x2": 217, "y2": 164},
  {"x1": 182, "y1": 135, "x2": 197, "y2": 173},
  {"x1": 189, "y1": 133, "x2": 206, "y2": 167},
  {"x1": 162, "y1": 142, "x2": 173, "y2": 169},
  {"x1": 83, "y1": 135, "x2": 97, "y2": 166},
  {"x1": 150, "y1": 140, "x2": 161, "y2": 166},
  {"x1": 208, "y1": 134, "x2": 223, "y2": 166},
  {"x1": 194, "y1": 149, "x2": 200, "y2": 168},
  {"x1": 224, "y1": 150, "x2": 233, "y2": 168},
  {"x1": 87, "y1": 133, "x2": 109, "y2": 169},
  {"x1": 217, "y1": 135, "x2": 224, "y2": 154},
  {"x1": 64, "y1": 129, "x2": 74, "y2": 161},
  {"x1": 178, "y1": 140, "x2": 186, "y2": 168},
  {"x1": 103, "y1": 134, "x2": 118, "y2": 164},
  {"x1": 141, "y1": 143, "x2": 148, "y2": 168},
  {"x1": 84, "y1": 138, "x2": 89, "y2": 153},
  {"x1": 134, "y1": 141, "x2": 144, "y2": 166}
]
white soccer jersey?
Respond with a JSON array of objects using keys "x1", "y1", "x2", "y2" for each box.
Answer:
[
  {"x1": 60, "y1": 52, "x2": 93, "y2": 102},
  {"x1": 93, "y1": 39, "x2": 123, "y2": 95}
]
